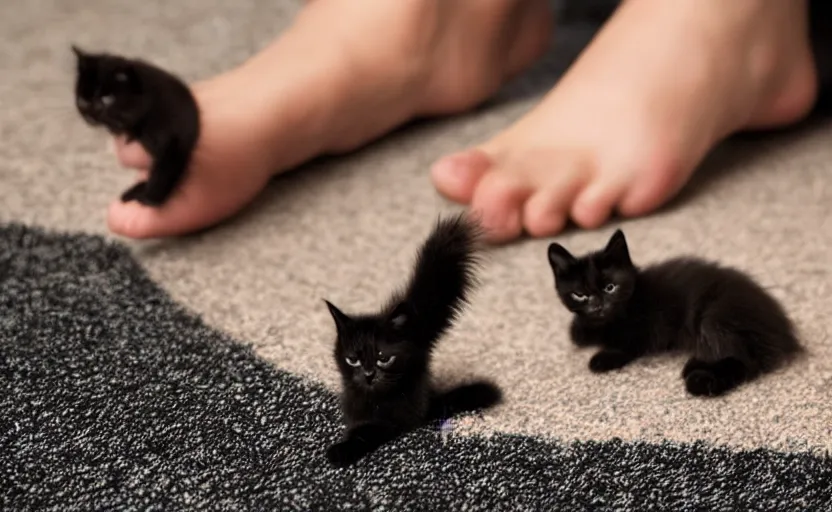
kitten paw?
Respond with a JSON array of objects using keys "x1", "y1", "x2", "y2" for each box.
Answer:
[
  {"x1": 569, "y1": 321, "x2": 598, "y2": 347},
  {"x1": 588, "y1": 351, "x2": 631, "y2": 373},
  {"x1": 684, "y1": 369, "x2": 725, "y2": 397},
  {"x1": 139, "y1": 188, "x2": 170, "y2": 207},
  {"x1": 682, "y1": 358, "x2": 708, "y2": 378},
  {"x1": 121, "y1": 181, "x2": 167, "y2": 207},
  {"x1": 326, "y1": 441, "x2": 362, "y2": 468},
  {"x1": 121, "y1": 181, "x2": 148, "y2": 203}
]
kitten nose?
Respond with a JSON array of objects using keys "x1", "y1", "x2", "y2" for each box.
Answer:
[{"x1": 363, "y1": 369, "x2": 375, "y2": 377}]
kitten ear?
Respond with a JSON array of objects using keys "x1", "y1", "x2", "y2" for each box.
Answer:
[
  {"x1": 547, "y1": 243, "x2": 576, "y2": 273},
  {"x1": 324, "y1": 300, "x2": 352, "y2": 333},
  {"x1": 388, "y1": 301, "x2": 415, "y2": 331},
  {"x1": 71, "y1": 45, "x2": 92, "y2": 67},
  {"x1": 603, "y1": 229, "x2": 632, "y2": 265}
]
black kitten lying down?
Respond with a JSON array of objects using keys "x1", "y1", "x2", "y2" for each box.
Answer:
[
  {"x1": 547, "y1": 230, "x2": 802, "y2": 397},
  {"x1": 71, "y1": 46, "x2": 199, "y2": 206},
  {"x1": 324, "y1": 215, "x2": 502, "y2": 467}
]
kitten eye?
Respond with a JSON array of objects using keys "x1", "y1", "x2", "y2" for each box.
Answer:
[
  {"x1": 376, "y1": 355, "x2": 396, "y2": 369},
  {"x1": 570, "y1": 292, "x2": 588, "y2": 302},
  {"x1": 345, "y1": 357, "x2": 361, "y2": 367},
  {"x1": 100, "y1": 95, "x2": 115, "y2": 107},
  {"x1": 604, "y1": 283, "x2": 618, "y2": 294}
]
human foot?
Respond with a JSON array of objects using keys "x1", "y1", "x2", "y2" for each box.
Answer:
[
  {"x1": 431, "y1": 0, "x2": 818, "y2": 243},
  {"x1": 107, "y1": 0, "x2": 552, "y2": 238}
]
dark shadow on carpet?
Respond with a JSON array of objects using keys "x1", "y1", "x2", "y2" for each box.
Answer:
[{"x1": 1, "y1": 224, "x2": 830, "y2": 511}]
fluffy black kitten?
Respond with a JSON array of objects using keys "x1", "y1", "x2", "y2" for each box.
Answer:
[
  {"x1": 324, "y1": 215, "x2": 502, "y2": 467},
  {"x1": 547, "y1": 229, "x2": 802, "y2": 397},
  {"x1": 71, "y1": 46, "x2": 199, "y2": 206}
]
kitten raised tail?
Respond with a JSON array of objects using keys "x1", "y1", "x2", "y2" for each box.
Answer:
[
  {"x1": 388, "y1": 213, "x2": 483, "y2": 347},
  {"x1": 324, "y1": 214, "x2": 501, "y2": 467}
]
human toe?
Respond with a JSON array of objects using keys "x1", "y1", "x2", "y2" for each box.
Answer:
[
  {"x1": 469, "y1": 169, "x2": 531, "y2": 243},
  {"x1": 430, "y1": 149, "x2": 492, "y2": 204}
]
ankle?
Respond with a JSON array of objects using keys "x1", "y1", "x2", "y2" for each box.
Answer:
[{"x1": 738, "y1": 0, "x2": 818, "y2": 127}]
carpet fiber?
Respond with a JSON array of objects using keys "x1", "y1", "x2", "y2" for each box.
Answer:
[
  {"x1": 2, "y1": 0, "x2": 832, "y2": 509},
  {"x1": 2, "y1": 224, "x2": 831, "y2": 511}
]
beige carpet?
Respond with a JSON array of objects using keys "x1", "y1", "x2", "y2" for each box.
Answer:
[{"x1": 2, "y1": 0, "x2": 831, "y2": 455}]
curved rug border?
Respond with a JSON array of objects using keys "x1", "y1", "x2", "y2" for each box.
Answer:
[{"x1": 1, "y1": 224, "x2": 830, "y2": 511}]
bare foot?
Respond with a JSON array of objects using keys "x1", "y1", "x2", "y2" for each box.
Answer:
[
  {"x1": 107, "y1": 0, "x2": 552, "y2": 239},
  {"x1": 431, "y1": 0, "x2": 818, "y2": 243}
]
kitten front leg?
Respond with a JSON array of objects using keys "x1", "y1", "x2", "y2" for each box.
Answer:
[
  {"x1": 588, "y1": 349, "x2": 640, "y2": 373},
  {"x1": 123, "y1": 138, "x2": 190, "y2": 206},
  {"x1": 120, "y1": 181, "x2": 148, "y2": 203},
  {"x1": 124, "y1": 120, "x2": 145, "y2": 144},
  {"x1": 570, "y1": 319, "x2": 600, "y2": 347},
  {"x1": 145, "y1": 139, "x2": 190, "y2": 206},
  {"x1": 326, "y1": 422, "x2": 400, "y2": 468}
]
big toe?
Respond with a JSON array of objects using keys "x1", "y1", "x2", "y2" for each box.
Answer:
[
  {"x1": 108, "y1": 200, "x2": 174, "y2": 239},
  {"x1": 469, "y1": 169, "x2": 531, "y2": 243},
  {"x1": 107, "y1": 175, "x2": 268, "y2": 239},
  {"x1": 107, "y1": 196, "x2": 214, "y2": 239},
  {"x1": 430, "y1": 149, "x2": 492, "y2": 203}
]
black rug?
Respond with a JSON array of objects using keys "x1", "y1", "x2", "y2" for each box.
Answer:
[{"x1": 1, "y1": 224, "x2": 831, "y2": 511}]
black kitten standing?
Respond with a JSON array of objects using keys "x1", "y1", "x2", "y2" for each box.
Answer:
[
  {"x1": 547, "y1": 230, "x2": 802, "y2": 397},
  {"x1": 71, "y1": 46, "x2": 199, "y2": 206},
  {"x1": 324, "y1": 215, "x2": 502, "y2": 467}
]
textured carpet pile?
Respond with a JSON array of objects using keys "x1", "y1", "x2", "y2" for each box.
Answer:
[
  {"x1": 2, "y1": 224, "x2": 831, "y2": 510},
  {"x1": 2, "y1": 0, "x2": 832, "y2": 509}
]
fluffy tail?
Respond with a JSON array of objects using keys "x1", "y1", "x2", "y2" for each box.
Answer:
[{"x1": 387, "y1": 214, "x2": 482, "y2": 347}]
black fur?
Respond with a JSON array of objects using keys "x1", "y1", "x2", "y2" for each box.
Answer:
[
  {"x1": 71, "y1": 45, "x2": 199, "y2": 207},
  {"x1": 547, "y1": 229, "x2": 802, "y2": 397},
  {"x1": 324, "y1": 215, "x2": 501, "y2": 467}
]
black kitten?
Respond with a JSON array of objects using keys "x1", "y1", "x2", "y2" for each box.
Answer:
[
  {"x1": 324, "y1": 215, "x2": 502, "y2": 467},
  {"x1": 547, "y1": 229, "x2": 802, "y2": 397},
  {"x1": 71, "y1": 46, "x2": 199, "y2": 207}
]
